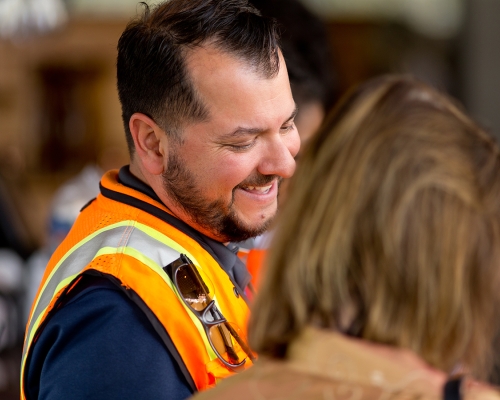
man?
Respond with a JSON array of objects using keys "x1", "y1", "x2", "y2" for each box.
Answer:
[
  {"x1": 20, "y1": 1, "x2": 299, "y2": 399},
  {"x1": 249, "y1": 0, "x2": 338, "y2": 142}
]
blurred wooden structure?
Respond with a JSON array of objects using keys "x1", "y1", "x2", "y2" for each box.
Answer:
[{"x1": 0, "y1": 19, "x2": 129, "y2": 247}]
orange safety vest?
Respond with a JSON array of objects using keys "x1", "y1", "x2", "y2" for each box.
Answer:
[
  {"x1": 20, "y1": 170, "x2": 253, "y2": 399},
  {"x1": 246, "y1": 248, "x2": 267, "y2": 289}
]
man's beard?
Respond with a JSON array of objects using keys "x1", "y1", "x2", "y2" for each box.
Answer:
[{"x1": 162, "y1": 151, "x2": 279, "y2": 243}]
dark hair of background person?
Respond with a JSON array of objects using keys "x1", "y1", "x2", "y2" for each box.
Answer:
[
  {"x1": 248, "y1": 0, "x2": 338, "y2": 114},
  {"x1": 117, "y1": 0, "x2": 281, "y2": 155},
  {"x1": 249, "y1": 74, "x2": 500, "y2": 380}
]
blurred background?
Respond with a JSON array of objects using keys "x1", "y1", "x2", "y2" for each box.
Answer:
[{"x1": 0, "y1": 0, "x2": 499, "y2": 398}]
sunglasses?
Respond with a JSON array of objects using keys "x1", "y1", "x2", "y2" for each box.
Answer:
[{"x1": 164, "y1": 254, "x2": 256, "y2": 369}]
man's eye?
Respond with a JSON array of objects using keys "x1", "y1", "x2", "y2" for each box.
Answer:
[
  {"x1": 281, "y1": 123, "x2": 295, "y2": 133},
  {"x1": 228, "y1": 142, "x2": 255, "y2": 151}
]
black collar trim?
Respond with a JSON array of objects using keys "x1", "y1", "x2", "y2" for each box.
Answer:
[{"x1": 100, "y1": 181, "x2": 222, "y2": 267}]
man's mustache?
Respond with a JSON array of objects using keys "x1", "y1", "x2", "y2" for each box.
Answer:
[{"x1": 236, "y1": 174, "x2": 282, "y2": 189}]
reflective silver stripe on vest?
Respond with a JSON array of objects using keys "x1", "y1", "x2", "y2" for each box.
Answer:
[{"x1": 23, "y1": 223, "x2": 181, "y2": 362}]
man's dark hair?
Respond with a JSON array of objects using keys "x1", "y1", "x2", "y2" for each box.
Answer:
[{"x1": 117, "y1": 0, "x2": 281, "y2": 154}]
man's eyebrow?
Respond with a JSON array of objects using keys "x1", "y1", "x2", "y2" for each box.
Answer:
[
  {"x1": 286, "y1": 105, "x2": 299, "y2": 123},
  {"x1": 221, "y1": 105, "x2": 299, "y2": 139}
]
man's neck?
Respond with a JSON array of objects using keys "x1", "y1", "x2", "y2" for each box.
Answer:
[
  {"x1": 129, "y1": 161, "x2": 147, "y2": 184},
  {"x1": 126, "y1": 162, "x2": 227, "y2": 243}
]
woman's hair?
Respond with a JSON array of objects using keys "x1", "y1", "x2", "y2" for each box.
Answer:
[{"x1": 250, "y1": 75, "x2": 500, "y2": 378}]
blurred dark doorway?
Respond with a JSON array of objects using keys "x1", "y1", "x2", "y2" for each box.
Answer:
[{"x1": 37, "y1": 65, "x2": 103, "y2": 173}]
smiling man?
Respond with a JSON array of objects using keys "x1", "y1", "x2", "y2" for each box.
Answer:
[
  {"x1": 133, "y1": 45, "x2": 298, "y2": 243},
  {"x1": 21, "y1": 1, "x2": 299, "y2": 400}
]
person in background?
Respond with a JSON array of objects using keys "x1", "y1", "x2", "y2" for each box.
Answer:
[
  {"x1": 249, "y1": 0, "x2": 337, "y2": 143},
  {"x1": 238, "y1": 0, "x2": 337, "y2": 285},
  {"x1": 21, "y1": 1, "x2": 299, "y2": 399},
  {"x1": 191, "y1": 75, "x2": 500, "y2": 399}
]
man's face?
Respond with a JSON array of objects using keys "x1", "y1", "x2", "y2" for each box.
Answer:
[{"x1": 159, "y1": 46, "x2": 300, "y2": 242}]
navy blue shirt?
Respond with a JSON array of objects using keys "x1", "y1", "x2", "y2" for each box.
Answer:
[{"x1": 26, "y1": 276, "x2": 193, "y2": 399}]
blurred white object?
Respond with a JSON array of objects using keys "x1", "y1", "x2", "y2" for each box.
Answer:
[
  {"x1": 302, "y1": 0, "x2": 465, "y2": 39},
  {"x1": 0, "y1": 249, "x2": 24, "y2": 352},
  {"x1": 67, "y1": 0, "x2": 141, "y2": 18},
  {"x1": 48, "y1": 164, "x2": 102, "y2": 245},
  {"x1": 402, "y1": 0, "x2": 464, "y2": 39},
  {"x1": 0, "y1": 249, "x2": 23, "y2": 293},
  {"x1": 0, "y1": 294, "x2": 19, "y2": 352},
  {"x1": 0, "y1": 0, "x2": 67, "y2": 39}
]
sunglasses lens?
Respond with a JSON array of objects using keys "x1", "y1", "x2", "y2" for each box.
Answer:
[
  {"x1": 173, "y1": 257, "x2": 255, "y2": 367},
  {"x1": 209, "y1": 322, "x2": 248, "y2": 366},
  {"x1": 176, "y1": 264, "x2": 214, "y2": 311}
]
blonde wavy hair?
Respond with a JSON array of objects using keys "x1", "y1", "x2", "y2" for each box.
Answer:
[{"x1": 249, "y1": 75, "x2": 500, "y2": 378}]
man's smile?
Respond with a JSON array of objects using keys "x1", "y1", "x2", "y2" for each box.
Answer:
[{"x1": 240, "y1": 184, "x2": 273, "y2": 194}]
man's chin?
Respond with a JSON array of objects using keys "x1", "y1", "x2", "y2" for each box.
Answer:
[{"x1": 216, "y1": 213, "x2": 275, "y2": 243}]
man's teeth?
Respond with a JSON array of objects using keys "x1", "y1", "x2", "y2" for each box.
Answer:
[{"x1": 243, "y1": 184, "x2": 272, "y2": 193}]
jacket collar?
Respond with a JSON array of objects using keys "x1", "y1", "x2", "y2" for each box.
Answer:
[{"x1": 284, "y1": 327, "x2": 446, "y2": 397}]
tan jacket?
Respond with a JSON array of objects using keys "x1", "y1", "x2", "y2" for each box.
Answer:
[{"x1": 191, "y1": 327, "x2": 500, "y2": 400}]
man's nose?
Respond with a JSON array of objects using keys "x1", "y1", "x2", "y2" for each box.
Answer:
[{"x1": 258, "y1": 132, "x2": 300, "y2": 179}]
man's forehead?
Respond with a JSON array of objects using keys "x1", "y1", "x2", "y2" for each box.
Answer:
[
  {"x1": 181, "y1": 44, "x2": 293, "y2": 133},
  {"x1": 186, "y1": 45, "x2": 288, "y2": 99}
]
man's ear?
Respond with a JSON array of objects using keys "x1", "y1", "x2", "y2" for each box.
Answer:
[{"x1": 129, "y1": 113, "x2": 167, "y2": 175}]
